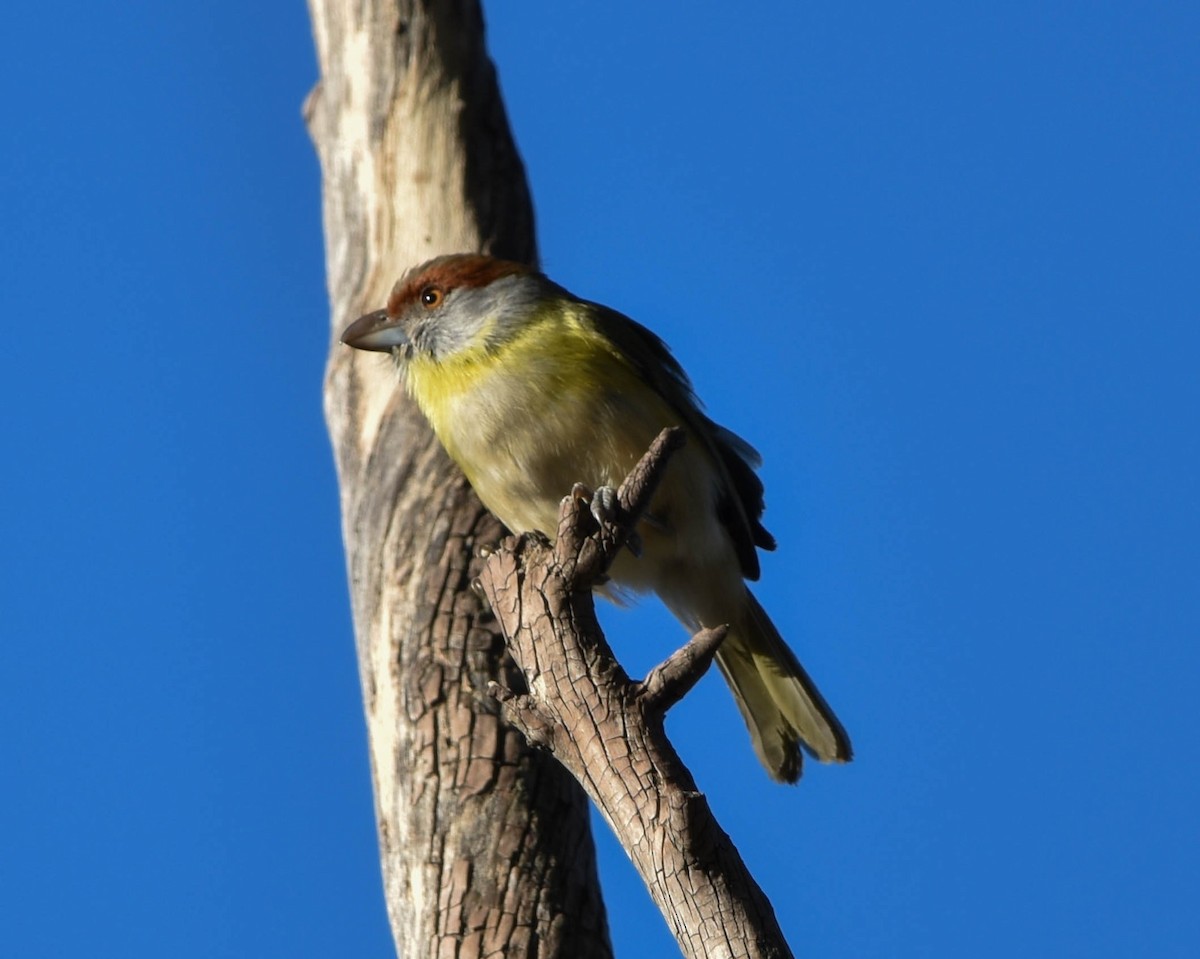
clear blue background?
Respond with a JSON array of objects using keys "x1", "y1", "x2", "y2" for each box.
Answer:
[{"x1": 3, "y1": 2, "x2": 1197, "y2": 956}]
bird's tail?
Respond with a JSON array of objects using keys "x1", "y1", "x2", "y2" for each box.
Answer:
[{"x1": 714, "y1": 590, "x2": 852, "y2": 783}]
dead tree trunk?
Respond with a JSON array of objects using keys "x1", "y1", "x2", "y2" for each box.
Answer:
[{"x1": 305, "y1": 2, "x2": 611, "y2": 956}]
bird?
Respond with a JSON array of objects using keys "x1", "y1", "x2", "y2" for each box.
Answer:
[{"x1": 341, "y1": 253, "x2": 851, "y2": 782}]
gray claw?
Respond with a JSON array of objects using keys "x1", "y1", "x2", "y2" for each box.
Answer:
[
  {"x1": 470, "y1": 577, "x2": 492, "y2": 611},
  {"x1": 590, "y1": 485, "x2": 619, "y2": 527}
]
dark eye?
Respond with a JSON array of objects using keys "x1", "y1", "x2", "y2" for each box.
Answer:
[{"x1": 420, "y1": 285, "x2": 444, "y2": 308}]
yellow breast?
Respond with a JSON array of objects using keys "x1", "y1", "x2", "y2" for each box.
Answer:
[{"x1": 404, "y1": 307, "x2": 684, "y2": 537}]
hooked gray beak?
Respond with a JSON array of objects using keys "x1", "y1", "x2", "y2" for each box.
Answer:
[{"x1": 341, "y1": 309, "x2": 410, "y2": 352}]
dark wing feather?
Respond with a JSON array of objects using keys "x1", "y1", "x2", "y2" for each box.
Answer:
[{"x1": 585, "y1": 299, "x2": 775, "y2": 580}]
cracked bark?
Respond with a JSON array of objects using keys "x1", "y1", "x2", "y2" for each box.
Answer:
[
  {"x1": 477, "y1": 431, "x2": 797, "y2": 959},
  {"x1": 307, "y1": 2, "x2": 610, "y2": 956}
]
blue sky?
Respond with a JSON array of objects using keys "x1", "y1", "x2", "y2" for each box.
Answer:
[{"x1": 2, "y1": 2, "x2": 1197, "y2": 956}]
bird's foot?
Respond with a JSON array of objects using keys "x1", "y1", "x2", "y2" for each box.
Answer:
[
  {"x1": 571, "y1": 482, "x2": 641, "y2": 556},
  {"x1": 589, "y1": 485, "x2": 619, "y2": 527},
  {"x1": 570, "y1": 482, "x2": 618, "y2": 525}
]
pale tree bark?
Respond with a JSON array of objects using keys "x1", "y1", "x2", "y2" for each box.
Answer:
[{"x1": 305, "y1": 2, "x2": 611, "y2": 957}]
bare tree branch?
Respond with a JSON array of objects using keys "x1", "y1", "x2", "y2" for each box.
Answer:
[
  {"x1": 477, "y1": 430, "x2": 796, "y2": 959},
  {"x1": 641, "y1": 625, "x2": 729, "y2": 715}
]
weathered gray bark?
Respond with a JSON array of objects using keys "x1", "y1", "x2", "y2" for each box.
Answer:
[
  {"x1": 477, "y1": 431, "x2": 797, "y2": 959},
  {"x1": 305, "y1": 2, "x2": 611, "y2": 956}
]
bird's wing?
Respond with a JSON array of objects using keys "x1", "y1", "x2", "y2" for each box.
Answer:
[{"x1": 586, "y1": 301, "x2": 775, "y2": 580}]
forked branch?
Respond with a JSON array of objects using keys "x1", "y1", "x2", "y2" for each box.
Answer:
[{"x1": 476, "y1": 428, "x2": 795, "y2": 959}]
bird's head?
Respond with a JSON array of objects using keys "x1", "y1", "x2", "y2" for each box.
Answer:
[{"x1": 341, "y1": 254, "x2": 549, "y2": 364}]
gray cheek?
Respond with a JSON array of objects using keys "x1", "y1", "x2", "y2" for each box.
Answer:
[
  {"x1": 418, "y1": 276, "x2": 542, "y2": 360},
  {"x1": 410, "y1": 316, "x2": 450, "y2": 358},
  {"x1": 426, "y1": 299, "x2": 487, "y2": 359}
]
